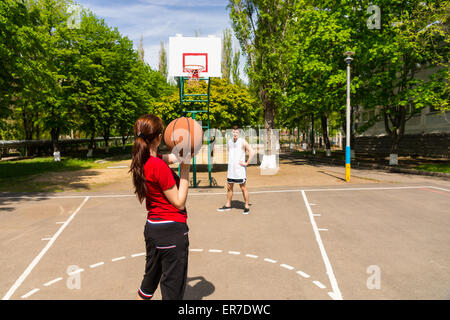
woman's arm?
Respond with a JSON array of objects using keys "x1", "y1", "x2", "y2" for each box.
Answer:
[{"x1": 162, "y1": 163, "x2": 190, "y2": 210}]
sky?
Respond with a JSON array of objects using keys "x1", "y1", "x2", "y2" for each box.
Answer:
[{"x1": 75, "y1": 0, "x2": 245, "y2": 81}]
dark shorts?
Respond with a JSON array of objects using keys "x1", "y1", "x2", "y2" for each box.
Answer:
[
  {"x1": 138, "y1": 221, "x2": 189, "y2": 300},
  {"x1": 227, "y1": 178, "x2": 246, "y2": 184}
]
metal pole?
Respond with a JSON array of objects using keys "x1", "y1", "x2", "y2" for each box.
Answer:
[
  {"x1": 192, "y1": 112, "x2": 197, "y2": 188},
  {"x1": 344, "y1": 54, "x2": 353, "y2": 182}
]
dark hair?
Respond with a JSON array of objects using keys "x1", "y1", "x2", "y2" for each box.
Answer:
[
  {"x1": 129, "y1": 114, "x2": 164, "y2": 203},
  {"x1": 232, "y1": 125, "x2": 239, "y2": 130}
]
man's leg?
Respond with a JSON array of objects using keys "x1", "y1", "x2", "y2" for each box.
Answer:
[
  {"x1": 239, "y1": 181, "x2": 249, "y2": 209},
  {"x1": 226, "y1": 182, "x2": 234, "y2": 207}
]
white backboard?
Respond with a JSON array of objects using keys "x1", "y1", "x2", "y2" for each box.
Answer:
[{"x1": 168, "y1": 35, "x2": 222, "y2": 78}]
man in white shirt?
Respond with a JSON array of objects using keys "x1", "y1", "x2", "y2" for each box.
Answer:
[{"x1": 217, "y1": 126, "x2": 255, "y2": 215}]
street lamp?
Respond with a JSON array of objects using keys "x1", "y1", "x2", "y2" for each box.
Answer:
[{"x1": 344, "y1": 51, "x2": 354, "y2": 182}]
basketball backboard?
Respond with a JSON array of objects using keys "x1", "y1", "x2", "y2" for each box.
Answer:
[{"x1": 168, "y1": 35, "x2": 222, "y2": 78}]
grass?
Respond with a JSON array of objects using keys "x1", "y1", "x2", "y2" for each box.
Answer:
[
  {"x1": 415, "y1": 163, "x2": 450, "y2": 174},
  {"x1": 0, "y1": 145, "x2": 133, "y2": 192}
]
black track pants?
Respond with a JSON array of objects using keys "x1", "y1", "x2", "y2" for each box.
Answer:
[{"x1": 138, "y1": 221, "x2": 189, "y2": 300}]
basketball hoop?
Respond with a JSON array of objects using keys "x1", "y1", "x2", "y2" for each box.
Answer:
[{"x1": 184, "y1": 64, "x2": 204, "y2": 87}]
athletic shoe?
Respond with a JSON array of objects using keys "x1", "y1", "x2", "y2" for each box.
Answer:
[
  {"x1": 217, "y1": 205, "x2": 231, "y2": 212},
  {"x1": 243, "y1": 207, "x2": 250, "y2": 215}
]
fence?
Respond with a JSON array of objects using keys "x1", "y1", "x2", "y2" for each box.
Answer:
[{"x1": 0, "y1": 137, "x2": 131, "y2": 159}]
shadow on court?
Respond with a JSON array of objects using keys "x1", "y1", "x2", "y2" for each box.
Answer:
[{"x1": 184, "y1": 276, "x2": 215, "y2": 300}]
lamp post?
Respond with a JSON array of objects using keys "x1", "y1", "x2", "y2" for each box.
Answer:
[{"x1": 344, "y1": 51, "x2": 354, "y2": 182}]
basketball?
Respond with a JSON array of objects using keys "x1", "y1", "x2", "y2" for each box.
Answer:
[{"x1": 164, "y1": 117, "x2": 203, "y2": 159}]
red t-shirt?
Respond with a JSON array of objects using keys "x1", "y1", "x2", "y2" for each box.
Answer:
[{"x1": 144, "y1": 155, "x2": 187, "y2": 223}]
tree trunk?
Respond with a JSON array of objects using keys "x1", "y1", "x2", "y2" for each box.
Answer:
[
  {"x1": 103, "y1": 126, "x2": 110, "y2": 153},
  {"x1": 321, "y1": 113, "x2": 331, "y2": 156},
  {"x1": 87, "y1": 134, "x2": 95, "y2": 158},
  {"x1": 50, "y1": 127, "x2": 60, "y2": 152},
  {"x1": 260, "y1": 87, "x2": 275, "y2": 155}
]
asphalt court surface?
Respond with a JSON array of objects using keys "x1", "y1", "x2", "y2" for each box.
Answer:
[{"x1": 0, "y1": 183, "x2": 449, "y2": 300}]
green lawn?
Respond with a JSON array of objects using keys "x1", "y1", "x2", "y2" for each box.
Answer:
[
  {"x1": 415, "y1": 163, "x2": 450, "y2": 174},
  {"x1": 0, "y1": 147, "x2": 132, "y2": 192}
]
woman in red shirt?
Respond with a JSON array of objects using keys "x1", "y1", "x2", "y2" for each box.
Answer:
[{"x1": 129, "y1": 114, "x2": 190, "y2": 300}]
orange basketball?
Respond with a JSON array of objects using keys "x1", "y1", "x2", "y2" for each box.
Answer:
[{"x1": 164, "y1": 117, "x2": 203, "y2": 158}]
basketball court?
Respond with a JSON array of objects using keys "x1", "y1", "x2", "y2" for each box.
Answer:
[
  {"x1": 1, "y1": 163, "x2": 449, "y2": 300},
  {"x1": 1, "y1": 35, "x2": 448, "y2": 302}
]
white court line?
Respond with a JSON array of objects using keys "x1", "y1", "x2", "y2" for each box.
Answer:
[
  {"x1": 0, "y1": 185, "x2": 437, "y2": 200},
  {"x1": 43, "y1": 277, "x2": 63, "y2": 287},
  {"x1": 228, "y1": 251, "x2": 241, "y2": 255},
  {"x1": 111, "y1": 256, "x2": 126, "y2": 262},
  {"x1": 189, "y1": 249, "x2": 204, "y2": 252},
  {"x1": 296, "y1": 270, "x2": 310, "y2": 278},
  {"x1": 280, "y1": 264, "x2": 295, "y2": 270},
  {"x1": 428, "y1": 186, "x2": 450, "y2": 192},
  {"x1": 313, "y1": 281, "x2": 326, "y2": 289},
  {"x1": 89, "y1": 262, "x2": 104, "y2": 268},
  {"x1": 2, "y1": 196, "x2": 90, "y2": 300},
  {"x1": 131, "y1": 253, "x2": 145, "y2": 258},
  {"x1": 208, "y1": 249, "x2": 222, "y2": 253},
  {"x1": 68, "y1": 268, "x2": 84, "y2": 276},
  {"x1": 21, "y1": 288, "x2": 39, "y2": 299},
  {"x1": 264, "y1": 258, "x2": 277, "y2": 263},
  {"x1": 301, "y1": 191, "x2": 343, "y2": 300},
  {"x1": 245, "y1": 254, "x2": 258, "y2": 259}
]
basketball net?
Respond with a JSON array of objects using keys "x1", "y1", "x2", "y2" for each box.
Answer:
[{"x1": 184, "y1": 65, "x2": 204, "y2": 88}]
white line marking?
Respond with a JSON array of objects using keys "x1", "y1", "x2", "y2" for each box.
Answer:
[
  {"x1": 303, "y1": 186, "x2": 433, "y2": 192},
  {"x1": 112, "y1": 256, "x2": 126, "y2": 262},
  {"x1": 264, "y1": 258, "x2": 277, "y2": 263},
  {"x1": 2, "y1": 196, "x2": 90, "y2": 301},
  {"x1": 313, "y1": 214, "x2": 321, "y2": 217},
  {"x1": 189, "y1": 249, "x2": 204, "y2": 252},
  {"x1": 89, "y1": 262, "x2": 105, "y2": 268},
  {"x1": 0, "y1": 185, "x2": 435, "y2": 200},
  {"x1": 41, "y1": 238, "x2": 52, "y2": 241},
  {"x1": 21, "y1": 288, "x2": 39, "y2": 299},
  {"x1": 43, "y1": 277, "x2": 63, "y2": 287},
  {"x1": 318, "y1": 228, "x2": 328, "y2": 231},
  {"x1": 313, "y1": 280, "x2": 326, "y2": 289},
  {"x1": 228, "y1": 251, "x2": 240, "y2": 255},
  {"x1": 55, "y1": 221, "x2": 65, "y2": 224},
  {"x1": 280, "y1": 264, "x2": 294, "y2": 270},
  {"x1": 429, "y1": 186, "x2": 450, "y2": 192},
  {"x1": 310, "y1": 203, "x2": 317, "y2": 206},
  {"x1": 296, "y1": 270, "x2": 310, "y2": 278},
  {"x1": 131, "y1": 252, "x2": 145, "y2": 258},
  {"x1": 245, "y1": 254, "x2": 258, "y2": 259},
  {"x1": 68, "y1": 268, "x2": 84, "y2": 276},
  {"x1": 208, "y1": 249, "x2": 222, "y2": 253},
  {"x1": 302, "y1": 190, "x2": 343, "y2": 300}
]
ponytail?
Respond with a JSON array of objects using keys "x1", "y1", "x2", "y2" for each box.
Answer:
[{"x1": 129, "y1": 115, "x2": 164, "y2": 203}]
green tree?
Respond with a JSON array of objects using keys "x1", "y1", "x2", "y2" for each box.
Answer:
[
  {"x1": 231, "y1": 48, "x2": 242, "y2": 85},
  {"x1": 221, "y1": 28, "x2": 233, "y2": 81},
  {"x1": 158, "y1": 40, "x2": 168, "y2": 80},
  {"x1": 154, "y1": 78, "x2": 260, "y2": 130},
  {"x1": 347, "y1": 0, "x2": 449, "y2": 161},
  {"x1": 228, "y1": 0, "x2": 297, "y2": 152}
]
